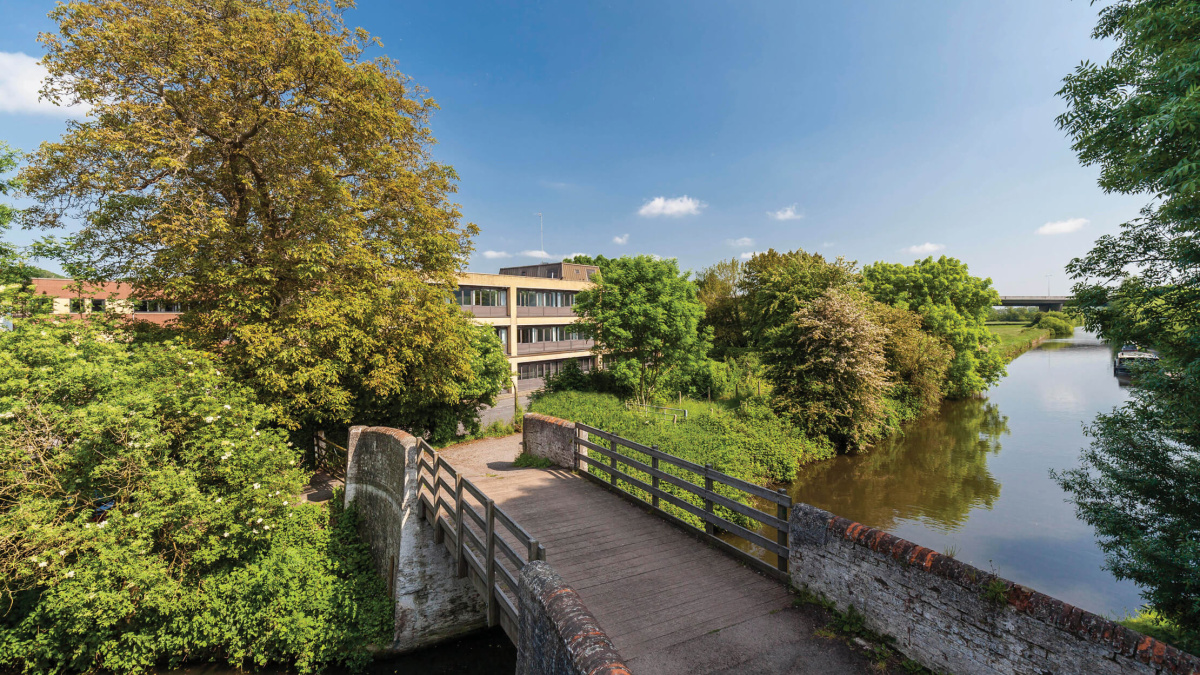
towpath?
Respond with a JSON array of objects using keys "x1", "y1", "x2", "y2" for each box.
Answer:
[{"x1": 440, "y1": 434, "x2": 883, "y2": 675}]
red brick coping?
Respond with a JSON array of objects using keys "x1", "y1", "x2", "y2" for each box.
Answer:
[{"x1": 819, "y1": 510, "x2": 1200, "y2": 673}]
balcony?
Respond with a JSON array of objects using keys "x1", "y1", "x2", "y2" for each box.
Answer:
[
  {"x1": 516, "y1": 306, "x2": 576, "y2": 318},
  {"x1": 516, "y1": 338, "x2": 594, "y2": 355},
  {"x1": 461, "y1": 305, "x2": 509, "y2": 318}
]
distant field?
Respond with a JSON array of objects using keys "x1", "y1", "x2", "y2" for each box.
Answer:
[{"x1": 989, "y1": 323, "x2": 1053, "y2": 362}]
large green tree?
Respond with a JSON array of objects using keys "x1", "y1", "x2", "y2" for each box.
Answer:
[
  {"x1": 861, "y1": 256, "x2": 1003, "y2": 399},
  {"x1": 740, "y1": 248, "x2": 859, "y2": 348},
  {"x1": 572, "y1": 255, "x2": 706, "y2": 404},
  {"x1": 695, "y1": 258, "x2": 748, "y2": 358},
  {"x1": 21, "y1": 0, "x2": 481, "y2": 430},
  {"x1": 1052, "y1": 0, "x2": 1200, "y2": 639},
  {"x1": 762, "y1": 287, "x2": 890, "y2": 449}
]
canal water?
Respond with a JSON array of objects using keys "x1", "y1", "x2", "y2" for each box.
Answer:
[{"x1": 790, "y1": 329, "x2": 1144, "y2": 619}]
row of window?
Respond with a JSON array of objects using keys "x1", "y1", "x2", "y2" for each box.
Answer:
[
  {"x1": 454, "y1": 288, "x2": 506, "y2": 307},
  {"x1": 517, "y1": 357, "x2": 594, "y2": 381},
  {"x1": 517, "y1": 290, "x2": 574, "y2": 307},
  {"x1": 453, "y1": 287, "x2": 578, "y2": 308},
  {"x1": 135, "y1": 300, "x2": 184, "y2": 313},
  {"x1": 66, "y1": 298, "x2": 184, "y2": 313},
  {"x1": 517, "y1": 326, "x2": 585, "y2": 343}
]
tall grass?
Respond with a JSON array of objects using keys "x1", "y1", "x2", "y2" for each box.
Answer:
[{"x1": 529, "y1": 391, "x2": 833, "y2": 528}]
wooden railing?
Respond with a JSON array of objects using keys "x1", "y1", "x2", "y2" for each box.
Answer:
[
  {"x1": 574, "y1": 423, "x2": 792, "y2": 581},
  {"x1": 312, "y1": 431, "x2": 348, "y2": 478},
  {"x1": 415, "y1": 438, "x2": 545, "y2": 642}
]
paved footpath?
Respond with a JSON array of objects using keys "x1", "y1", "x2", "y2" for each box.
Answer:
[{"x1": 440, "y1": 434, "x2": 883, "y2": 675}]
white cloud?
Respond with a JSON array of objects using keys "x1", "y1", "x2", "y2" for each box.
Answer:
[
  {"x1": 1037, "y1": 218, "x2": 1088, "y2": 236},
  {"x1": 902, "y1": 242, "x2": 945, "y2": 255},
  {"x1": 739, "y1": 251, "x2": 763, "y2": 260},
  {"x1": 520, "y1": 250, "x2": 552, "y2": 259},
  {"x1": 638, "y1": 195, "x2": 705, "y2": 218},
  {"x1": 0, "y1": 52, "x2": 88, "y2": 116},
  {"x1": 768, "y1": 204, "x2": 803, "y2": 221},
  {"x1": 613, "y1": 233, "x2": 630, "y2": 245},
  {"x1": 481, "y1": 250, "x2": 512, "y2": 259},
  {"x1": 823, "y1": 241, "x2": 836, "y2": 247},
  {"x1": 727, "y1": 237, "x2": 754, "y2": 247}
]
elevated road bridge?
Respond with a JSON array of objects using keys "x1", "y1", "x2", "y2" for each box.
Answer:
[{"x1": 997, "y1": 295, "x2": 1072, "y2": 311}]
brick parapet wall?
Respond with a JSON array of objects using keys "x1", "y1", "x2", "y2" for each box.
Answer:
[
  {"x1": 790, "y1": 503, "x2": 1200, "y2": 675},
  {"x1": 517, "y1": 561, "x2": 630, "y2": 675},
  {"x1": 523, "y1": 413, "x2": 578, "y2": 469},
  {"x1": 345, "y1": 426, "x2": 486, "y2": 652}
]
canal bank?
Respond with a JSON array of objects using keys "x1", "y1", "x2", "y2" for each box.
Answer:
[{"x1": 790, "y1": 329, "x2": 1143, "y2": 619}]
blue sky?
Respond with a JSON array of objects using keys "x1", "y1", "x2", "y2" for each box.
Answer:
[{"x1": 0, "y1": 1, "x2": 1144, "y2": 294}]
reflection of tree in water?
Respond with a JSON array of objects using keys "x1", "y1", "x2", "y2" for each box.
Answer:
[{"x1": 791, "y1": 398, "x2": 1009, "y2": 533}]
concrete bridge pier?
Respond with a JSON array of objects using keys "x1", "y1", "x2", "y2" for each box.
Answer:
[{"x1": 344, "y1": 426, "x2": 487, "y2": 652}]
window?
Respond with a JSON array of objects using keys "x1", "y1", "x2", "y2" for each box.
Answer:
[
  {"x1": 135, "y1": 300, "x2": 183, "y2": 312},
  {"x1": 91, "y1": 299, "x2": 106, "y2": 312},
  {"x1": 70, "y1": 298, "x2": 85, "y2": 313},
  {"x1": 496, "y1": 327, "x2": 508, "y2": 351},
  {"x1": 517, "y1": 290, "x2": 575, "y2": 307},
  {"x1": 454, "y1": 287, "x2": 506, "y2": 307}
]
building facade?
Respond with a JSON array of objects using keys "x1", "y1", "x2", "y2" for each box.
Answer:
[
  {"x1": 455, "y1": 262, "x2": 598, "y2": 392},
  {"x1": 29, "y1": 278, "x2": 181, "y2": 325},
  {"x1": 30, "y1": 261, "x2": 599, "y2": 392}
]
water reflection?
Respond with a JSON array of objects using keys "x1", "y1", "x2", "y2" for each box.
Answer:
[
  {"x1": 792, "y1": 399, "x2": 1008, "y2": 532},
  {"x1": 789, "y1": 331, "x2": 1145, "y2": 618}
]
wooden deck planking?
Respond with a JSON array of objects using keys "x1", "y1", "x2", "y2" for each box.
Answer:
[{"x1": 439, "y1": 436, "x2": 811, "y2": 675}]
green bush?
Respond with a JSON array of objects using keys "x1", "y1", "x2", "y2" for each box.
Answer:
[
  {"x1": 529, "y1": 391, "x2": 833, "y2": 528},
  {"x1": 0, "y1": 318, "x2": 391, "y2": 673},
  {"x1": 1037, "y1": 316, "x2": 1074, "y2": 338}
]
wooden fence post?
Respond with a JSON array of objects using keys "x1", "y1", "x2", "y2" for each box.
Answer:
[
  {"x1": 527, "y1": 538, "x2": 539, "y2": 567},
  {"x1": 454, "y1": 477, "x2": 466, "y2": 578},
  {"x1": 432, "y1": 453, "x2": 444, "y2": 544},
  {"x1": 776, "y1": 489, "x2": 789, "y2": 573},
  {"x1": 485, "y1": 499, "x2": 497, "y2": 627},
  {"x1": 609, "y1": 436, "x2": 618, "y2": 487},
  {"x1": 651, "y1": 447, "x2": 660, "y2": 509},
  {"x1": 704, "y1": 464, "x2": 715, "y2": 535}
]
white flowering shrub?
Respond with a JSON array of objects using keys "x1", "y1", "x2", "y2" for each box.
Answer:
[{"x1": 0, "y1": 318, "x2": 390, "y2": 673}]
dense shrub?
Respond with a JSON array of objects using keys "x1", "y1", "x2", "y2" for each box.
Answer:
[
  {"x1": 529, "y1": 391, "x2": 833, "y2": 528},
  {"x1": 763, "y1": 288, "x2": 891, "y2": 449},
  {"x1": 0, "y1": 318, "x2": 390, "y2": 673},
  {"x1": 1036, "y1": 316, "x2": 1074, "y2": 338}
]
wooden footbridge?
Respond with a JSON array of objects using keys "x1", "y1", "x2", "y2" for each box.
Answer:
[{"x1": 416, "y1": 425, "x2": 872, "y2": 674}]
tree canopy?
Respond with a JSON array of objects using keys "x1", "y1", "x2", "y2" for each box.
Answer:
[
  {"x1": 1052, "y1": 0, "x2": 1200, "y2": 640},
  {"x1": 862, "y1": 256, "x2": 1003, "y2": 399},
  {"x1": 761, "y1": 287, "x2": 890, "y2": 448},
  {"x1": 695, "y1": 258, "x2": 747, "y2": 358},
  {"x1": 20, "y1": 0, "x2": 482, "y2": 430},
  {"x1": 0, "y1": 143, "x2": 33, "y2": 289},
  {"x1": 572, "y1": 255, "x2": 706, "y2": 404}
]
